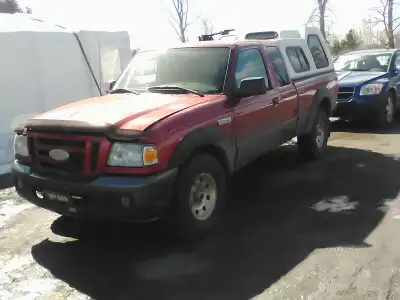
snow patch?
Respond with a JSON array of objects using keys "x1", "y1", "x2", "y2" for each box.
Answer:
[
  {"x1": 311, "y1": 196, "x2": 358, "y2": 213},
  {"x1": 385, "y1": 154, "x2": 400, "y2": 161},
  {"x1": 0, "y1": 198, "x2": 32, "y2": 229}
]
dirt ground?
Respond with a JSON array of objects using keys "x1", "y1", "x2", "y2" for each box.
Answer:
[{"x1": 2, "y1": 119, "x2": 400, "y2": 300}]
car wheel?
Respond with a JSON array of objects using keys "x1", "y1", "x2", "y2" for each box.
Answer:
[
  {"x1": 297, "y1": 107, "x2": 330, "y2": 160},
  {"x1": 166, "y1": 154, "x2": 226, "y2": 240},
  {"x1": 378, "y1": 92, "x2": 395, "y2": 127}
]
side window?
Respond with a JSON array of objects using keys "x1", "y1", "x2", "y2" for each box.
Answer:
[
  {"x1": 265, "y1": 46, "x2": 290, "y2": 86},
  {"x1": 235, "y1": 48, "x2": 269, "y2": 89},
  {"x1": 307, "y1": 35, "x2": 329, "y2": 69},
  {"x1": 286, "y1": 47, "x2": 310, "y2": 73}
]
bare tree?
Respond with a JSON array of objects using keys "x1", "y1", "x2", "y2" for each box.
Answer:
[
  {"x1": 306, "y1": 0, "x2": 329, "y2": 39},
  {"x1": 0, "y1": 0, "x2": 22, "y2": 13},
  {"x1": 369, "y1": 0, "x2": 399, "y2": 48},
  {"x1": 201, "y1": 18, "x2": 214, "y2": 35},
  {"x1": 167, "y1": 0, "x2": 192, "y2": 43}
]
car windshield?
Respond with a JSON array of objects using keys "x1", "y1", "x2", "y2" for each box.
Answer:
[
  {"x1": 113, "y1": 47, "x2": 230, "y2": 94},
  {"x1": 334, "y1": 52, "x2": 392, "y2": 72}
]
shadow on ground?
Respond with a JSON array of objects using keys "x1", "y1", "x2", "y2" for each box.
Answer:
[
  {"x1": 0, "y1": 174, "x2": 12, "y2": 190},
  {"x1": 31, "y1": 145, "x2": 400, "y2": 300}
]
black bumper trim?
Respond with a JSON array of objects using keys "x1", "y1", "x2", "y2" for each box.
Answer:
[
  {"x1": 12, "y1": 161, "x2": 178, "y2": 222},
  {"x1": 333, "y1": 94, "x2": 387, "y2": 119}
]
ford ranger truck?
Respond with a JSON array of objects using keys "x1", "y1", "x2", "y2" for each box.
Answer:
[{"x1": 12, "y1": 29, "x2": 338, "y2": 239}]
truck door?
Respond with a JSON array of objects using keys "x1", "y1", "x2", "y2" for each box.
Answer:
[
  {"x1": 265, "y1": 46, "x2": 299, "y2": 143},
  {"x1": 233, "y1": 47, "x2": 282, "y2": 169}
]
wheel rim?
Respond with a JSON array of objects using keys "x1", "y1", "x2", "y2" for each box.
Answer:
[
  {"x1": 190, "y1": 173, "x2": 217, "y2": 221},
  {"x1": 386, "y1": 96, "x2": 394, "y2": 123},
  {"x1": 315, "y1": 119, "x2": 325, "y2": 148}
]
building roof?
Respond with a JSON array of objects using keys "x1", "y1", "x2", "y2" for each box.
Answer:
[{"x1": 0, "y1": 13, "x2": 66, "y2": 32}]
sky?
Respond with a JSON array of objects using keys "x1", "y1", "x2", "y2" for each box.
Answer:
[{"x1": 17, "y1": 0, "x2": 381, "y2": 49}]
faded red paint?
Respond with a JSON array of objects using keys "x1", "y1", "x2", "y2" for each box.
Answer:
[{"x1": 33, "y1": 93, "x2": 219, "y2": 131}]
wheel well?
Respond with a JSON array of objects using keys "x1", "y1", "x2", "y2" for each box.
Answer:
[
  {"x1": 319, "y1": 97, "x2": 332, "y2": 117},
  {"x1": 190, "y1": 144, "x2": 230, "y2": 177}
]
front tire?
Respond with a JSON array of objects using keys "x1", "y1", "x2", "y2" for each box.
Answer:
[
  {"x1": 166, "y1": 154, "x2": 227, "y2": 240},
  {"x1": 377, "y1": 92, "x2": 395, "y2": 127},
  {"x1": 297, "y1": 108, "x2": 330, "y2": 160}
]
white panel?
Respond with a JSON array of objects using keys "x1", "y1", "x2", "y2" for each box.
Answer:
[
  {"x1": 34, "y1": 32, "x2": 96, "y2": 111},
  {"x1": 0, "y1": 32, "x2": 40, "y2": 168}
]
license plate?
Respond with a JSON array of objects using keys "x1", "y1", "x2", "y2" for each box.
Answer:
[{"x1": 44, "y1": 191, "x2": 70, "y2": 203}]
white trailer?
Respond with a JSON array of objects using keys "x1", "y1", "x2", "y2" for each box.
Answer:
[{"x1": 0, "y1": 13, "x2": 131, "y2": 175}]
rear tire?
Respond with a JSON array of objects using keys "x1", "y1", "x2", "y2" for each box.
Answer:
[
  {"x1": 297, "y1": 108, "x2": 330, "y2": 160},
  {"x1": 165, "y1": 154, "x2": 227, "y2": 241}
]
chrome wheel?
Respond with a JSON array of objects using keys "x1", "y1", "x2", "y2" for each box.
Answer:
[
  {"x1": 386, "y1": 96, "x2": 394, "y2": 124},
  {"x1": 315, "y1": 120, "x2": 325, "y2": 149},
  {"x1": 190, "y1": 173, "x2": 217, "y2": 221}
]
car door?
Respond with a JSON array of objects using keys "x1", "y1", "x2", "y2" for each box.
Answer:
[
  {"x1": 233, "y1": 47, "x2": 281, "y2": 169},
  {"x1": 265, "y1": 46, "x2": 299, "y2": 143}
]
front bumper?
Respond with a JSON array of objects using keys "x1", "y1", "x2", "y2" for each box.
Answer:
[
  {"x1": 12, "y1": 161, "x2": 178, "y2": 222},
  {"x1": 333, "y1": 94, "x2": 387, "y2": 119}
]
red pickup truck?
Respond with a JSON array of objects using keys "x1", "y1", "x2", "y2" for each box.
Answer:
[{"x1": 12, "y1": 29, "x2": 338, "y2": 239}]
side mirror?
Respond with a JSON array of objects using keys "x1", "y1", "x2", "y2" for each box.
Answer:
[
  {"x1": 394, "y1": 65, "x2": 400, "y2": 74},
  {"x1": 106, "y1": 80, "x2": 117, "y2": 94},
  {"x1": 234, "y1": 77, "x2": 267, "y2": 98}
]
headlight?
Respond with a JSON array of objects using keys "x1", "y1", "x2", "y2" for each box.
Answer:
[
  {"x1": 360, "y1": 83, "x2": 384, "y2": 95},
  {"x1": 13, "y1": 135, "x2": 28, "y2": 157},
  {"x1": 107, "y1": 143, "x2": 159, "y2": 167}
]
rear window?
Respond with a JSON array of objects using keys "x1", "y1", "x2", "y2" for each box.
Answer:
[
  {"x1": 286, "y1": 47, "x2": 310, "y2": 73},
  {"x1": 307, "y1": 34, "x2": 329, "y2": 69}
]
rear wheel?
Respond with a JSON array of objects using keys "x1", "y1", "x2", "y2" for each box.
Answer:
[
  {"x1": 297, "y1": 108, "x2": 330, "y2": 160},
  {"x1": 165, "y1": 154, "x2": 227, "y2": 240}
]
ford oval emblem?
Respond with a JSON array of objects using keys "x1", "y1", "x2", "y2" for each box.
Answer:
[{"x1": 49, "y1": 149, "x2": 70, "y2": 162}]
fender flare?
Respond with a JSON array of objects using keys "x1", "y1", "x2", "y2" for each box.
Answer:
[
  {"x1": 300, "y1": 87, "x2": 332, "y2": 134},
  {"x1": 166, "y1": 126, "x2": 235, "y2": 173}
]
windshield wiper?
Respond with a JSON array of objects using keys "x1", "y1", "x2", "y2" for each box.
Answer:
[
  {"x1": 148, "y1": 85, "x2": 205, "y2": 97},
  {"x1": 109, "y1": 88, "x2": 140, "y2": 95}
]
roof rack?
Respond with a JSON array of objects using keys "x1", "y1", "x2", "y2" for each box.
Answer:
[{"x1": 198, "y1": 29, "x2": 235, "y2": 41}]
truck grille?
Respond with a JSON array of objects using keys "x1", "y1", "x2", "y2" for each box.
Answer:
[
  {"x1": 27, "y1": 133, "x2": 105, "y2": 175},
  {"x1": 338, "y1": 87, "x2": 355, "y2": 101}
]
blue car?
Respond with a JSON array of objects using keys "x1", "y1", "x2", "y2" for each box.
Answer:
[{"x1": 333, "y1": 49, "x2": 400, "y2": 126}]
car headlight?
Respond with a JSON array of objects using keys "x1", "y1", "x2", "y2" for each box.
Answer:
[
  {"x1": 360, "y1": 83, "x2": 384, "y2": 95},
  {"x1": 13, "y1": 135, "x2": 29, "y2": 157},
  {"x1": 107, "y1": 143, "x2": 159, "y2": 167}
]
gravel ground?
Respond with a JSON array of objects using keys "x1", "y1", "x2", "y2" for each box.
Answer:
[{"x1": 2, "y1": 120, "x2": 400, "y2": 299}]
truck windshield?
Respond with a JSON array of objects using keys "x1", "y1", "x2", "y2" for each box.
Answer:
[
  {"x1": 113, "y1": 47, "x2": 230, "y2": 94},
  {"x1": 334, "y1": 52, "x2": 392, "y2": 72}
]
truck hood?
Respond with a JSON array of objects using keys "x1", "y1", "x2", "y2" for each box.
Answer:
[
  {"x1": 31, "y1": 93, "x2": 220, "y2": 131},
  {"x1": 337, "y1": 71, "x2": 386, "y2": 86}
]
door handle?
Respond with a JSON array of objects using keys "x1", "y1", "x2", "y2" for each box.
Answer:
[{"x1": 272, "y1": 97, "x2": 280, "y2": 106}]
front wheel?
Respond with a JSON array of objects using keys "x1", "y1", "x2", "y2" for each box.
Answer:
[
  {"x1": 377, "y1": 93, "x2": 395, "y2": 127},
  {"x1": 165, "y1": 154, "x2": 227, "y2": 240},
  {"x1": 297, "y1": 108, "x2": 330, "y2": 160}
]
